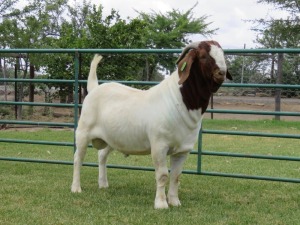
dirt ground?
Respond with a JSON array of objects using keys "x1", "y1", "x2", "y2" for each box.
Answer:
[{"x1": 206, "y1": 96, "x2": 300, "y2": 121}]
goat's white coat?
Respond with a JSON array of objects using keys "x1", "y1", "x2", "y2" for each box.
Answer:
[{"x1": 72, "y1": 46, "x2": 227, "y2": 209}]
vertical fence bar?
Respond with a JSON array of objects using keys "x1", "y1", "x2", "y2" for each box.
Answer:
[
  {"x1": 73, "y1": 51, "x2": 80, "y2": 152},
  {"x1": 275, "y1": 53, "x2": 283, "y2": 121},
  {"x1": 210, "y1": 95, "x2": 214, "y2": 119},
  {"x1": 14, "y1": 62, "x2": 18, "y2": 119},
  {"x1": 197, "y1": 127, "x2": 203, "y2": 174},
  {"x1": 78, "y1": 53, "x2": 82, "y2": 115}
]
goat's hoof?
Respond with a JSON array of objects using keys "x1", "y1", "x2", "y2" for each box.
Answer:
[
  {"x1": 71, "y1": 185, "x2": 82, "y2": 193},
  {"x1": 99, "y1": 183, "x2": 109, "y2": 189},
  {"x1": 154, "y1": 199, "x2": 169, "y2": 209},
  {"x1": 168, "y1": 197, "x2": 181, "y2": 207}
]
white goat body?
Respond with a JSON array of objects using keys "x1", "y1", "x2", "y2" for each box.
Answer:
[
  {"x1": 72, "y1": 41, "x2": 231, "y2": 209},
  {"x1": 81, "y1": 65, "x2": 201, "y2": 155}
]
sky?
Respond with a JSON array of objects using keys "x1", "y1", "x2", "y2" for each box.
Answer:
[
  {"x1": 90, "y1": 0, "x2": 289, "y2": 49},
  {"x1": 16, "y1": 0, "x2": 290, "y2": 49}
]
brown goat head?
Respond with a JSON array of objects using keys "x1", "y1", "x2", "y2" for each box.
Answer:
[
  {"x1": 177, "y1": 40, "x2": 232, "y2": 86},
  {"x1": 176, "y1": 40, "x2": 232, "y2": 112}
]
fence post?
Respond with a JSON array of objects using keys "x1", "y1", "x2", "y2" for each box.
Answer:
[
  {"x1": 29, "y1": 64, "x2": 34, "y2": 102},
  {"x1": 14, "y1": 60, "x2": 18, "y2": 119},
  {"x1": 28, "y1": 64, "x2": 35, "y2": 115},
  {"x1": 79, "y1": 53, "x2": 82, "y2": 114},
  {"x1": 73, "y1": 51, "x2": 80, "y2": 152},
  {"x1": 1, "y1": 57, "x2": 8, "y2": 101},
  {"x1": 210, "y1": 95, "x2": 214, "y2": 119},
  {"x1": 275, "y1": 53, "x2": 283, "y2": 121},
  {"x1": 197, "y1": 128, "x2": 203, "y2": 174}
]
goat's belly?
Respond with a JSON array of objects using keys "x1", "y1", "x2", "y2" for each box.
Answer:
[
  {"x1": 102, "y1": 130, "x2": 151, "y2": 155},
  {"x1": 110, "y1": 140, "x2": 151, "y2": 155},
  {"x1": 110, "y1": 135, "x2": 150, "y2": 153},
  {"x1": 117, "y1": 148, "x2": 151, "y2": 155}
]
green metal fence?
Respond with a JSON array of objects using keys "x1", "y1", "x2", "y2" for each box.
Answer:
[{"x1": 0, "y1": 48, "x2": 299, "y2": 183}]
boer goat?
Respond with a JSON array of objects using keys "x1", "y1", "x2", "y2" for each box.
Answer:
[{"x1": 71, "y1": 40, "x2": 232, "y2": 209}]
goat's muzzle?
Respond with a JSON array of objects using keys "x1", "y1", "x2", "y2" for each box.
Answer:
[{"x1": 213, "y1": 69, "x2": 225, "y2": 84}]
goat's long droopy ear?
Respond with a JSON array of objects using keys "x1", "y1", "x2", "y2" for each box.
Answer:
[
  {"x1": 176, "y1": 41, "x2": 201, "y2": 64},
  {"x1": 177, "y1": 49, "x2": 197, "y2": 85},
  {"x1": 226, "y1": 69, "x2": 233, "y2": 80}
]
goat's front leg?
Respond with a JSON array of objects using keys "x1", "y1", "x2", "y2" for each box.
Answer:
[
  {"x1": 98, "y1": 146, "x2": 113, "y2": 189},
  {"x1": 151, "y1": 144, "x2": 169, "y2": 209},
  {"x1": 168, "y1": 152, "x2": 188, "y2": 207}
]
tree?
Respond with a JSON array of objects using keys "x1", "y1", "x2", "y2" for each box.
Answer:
[
  {"x1": 251, "y1": 0, "x2": 299, "y2": 87},
  {"x1": 0, "y1": 0, "x2": 18, "y2": 18},
  {"x1": 85, "y1": 5, "x2": 149, "y2": 80},
  {"x1": 1, "y1": 1, "x2": 218, "y2": 107},
  {"x1": 137, "y1": 3, "x2": 216, "y2": 79},
  {"x1": 227, "y1": 54, "x2": 272, "y2": 83},
  {"x1": 44, "y1": 2, "x2": 150, "y2": 101},
  {"x1": 254, "y1": 0, "x2": 299, "y2": 48},
  {"x1": 0, "y1": 0, "x2": 68, "y2": 118},
  {"x1": 252, "y1": 0, "x2": 300, "y2": 119},
  {"x1": 257, "y1": 0, "x2": 300, "y2": 14},
  {"x1": 0, "y1": 0, "x2": 19, "y2": 99}
]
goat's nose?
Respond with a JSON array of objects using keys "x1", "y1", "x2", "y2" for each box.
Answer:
[{"x1": 218, "y1": 71, "x2": 225, "y2": 76}]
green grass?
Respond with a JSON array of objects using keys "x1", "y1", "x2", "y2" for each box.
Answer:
[
  {"x1": 200, "y1": 119, "x2": 300, "y2": 179},
  {"x1": 0, "y1": 119, "x2": 300, "y2": 225}
]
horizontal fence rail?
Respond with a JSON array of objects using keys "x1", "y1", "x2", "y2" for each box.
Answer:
[
  {"x1": 2, "y1": 78, "x2": 300, "y2": 89},
  {"x1": 0, "y1": 120, "x2": 73, "y2": 127},
  {"x1": 203, "y1": 129, "x2": 300, "y2": 139},
  {"x1": 0, "y1": 48, "x2": 299, "y2": 54},
  {"x1": 0, "y1": 48, "x2": 299, "y2": 184}
]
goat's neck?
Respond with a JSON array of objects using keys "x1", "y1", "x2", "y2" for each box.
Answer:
[
  {"x1": 179, "y1": 70, "x2": 212, "y2": 114},
  {"x1": 166, "y1": 73, "x2": 203, "y2": 130}
]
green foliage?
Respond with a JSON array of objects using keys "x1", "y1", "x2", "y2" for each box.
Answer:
[
  {"x1": 39, "y1": 1, "x2": 214, "y2": 88},
  {"x1": 0, "y1": 106, "x2": 11, "y2": 116},
  {"x1": 0, "y1": 0, "x2": 68, "y2": 70},
  {"x1": 257, "y1": 0, "x2": 300, "y2": 14},
  {"x1": 226, "y1": 54, "x2": 273, "y2": 84},
  {"x1": 247, "y1": 0, "x2": 300, "y2": 89},
  {"x1": 255, "y1": 0, "x2": 299, "y2": 48},
  {"x1": 255, "y1": 19, "x2": 300, "y2": 48},
  {"x1": 0, "y1": 0, "x2": 18, "y2": 17},
  {"x1": 0, "y1": 1, "x2": 215, "y2": 86},
  {"x1": 137, "y1": 3, "x2": 216, "y2": 76}
]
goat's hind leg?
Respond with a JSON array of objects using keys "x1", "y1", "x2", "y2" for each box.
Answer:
[
  {"x1": 71, "y1": 132, "x2": 89, "y2": 193},
  {"x1": 98, "y1": 145, "x2": 113, "y2": 189}
]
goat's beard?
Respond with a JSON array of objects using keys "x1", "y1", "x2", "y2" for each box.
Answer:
[
  {"x1": 197, "y1": 65, "x2": 224, "y2": 93},
  {"x1": 202, "y1": 73, "x2": 222, "y2": 93},
  {"x1": 210, "y1": 80, "x2": 222, "y2": 93}
]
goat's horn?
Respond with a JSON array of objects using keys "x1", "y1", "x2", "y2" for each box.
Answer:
[{"x1": 176, "y1": 41, "x2": 201, "y2": 64}]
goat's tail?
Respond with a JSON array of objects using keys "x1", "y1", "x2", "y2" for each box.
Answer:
[{"x1": 87, "y1": 54, "x2": 103, "y2": 93}]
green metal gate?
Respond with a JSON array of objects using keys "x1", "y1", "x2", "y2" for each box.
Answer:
[{"x1": 0, "y1": 48, "x2": 299, "y2": 183}]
